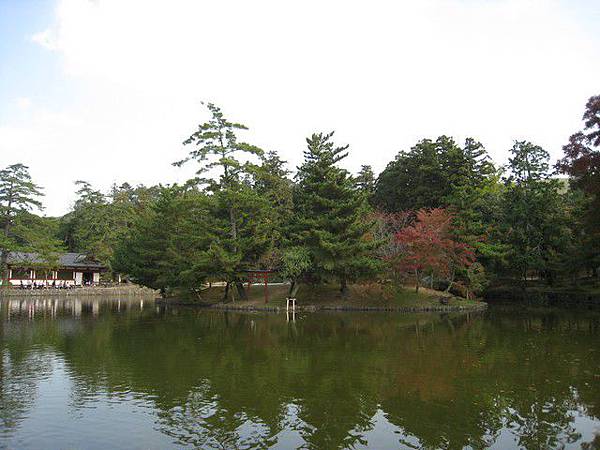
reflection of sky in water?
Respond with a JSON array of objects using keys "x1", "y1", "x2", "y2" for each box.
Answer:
[
  {"x1": 9, "y1": 359, "x2": 173, "y2": 449},
  {"x1": 1, "y1": 298, "x2": 599, "y2": 449}
]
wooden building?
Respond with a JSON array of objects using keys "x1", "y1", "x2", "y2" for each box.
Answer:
[{"x1": 3, "y1": 252, "x2": 107, "y2": 287}]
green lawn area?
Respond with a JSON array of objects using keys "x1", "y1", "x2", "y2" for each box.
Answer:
[{"x1": 182, "y1": 282, "x2": 482, "y2": 309}]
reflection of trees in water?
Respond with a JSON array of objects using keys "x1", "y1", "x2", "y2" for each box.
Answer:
[
  {"x1": 0, "y1": 349, "x2": 55, "y2": 435},
  {"x1": 156, "y1": 381, "x2": 279, "y2": 449},
  {"x1": 1, "y1": 304, "x2": 599, "y2": 448},
  {"x1": 581, "y1": 432, "x2": 600, "y2": 450},
  {"x1": 379, "y1": 311, "x2": 600, "y2": 449}
]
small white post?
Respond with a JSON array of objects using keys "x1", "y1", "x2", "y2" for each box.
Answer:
[{"x1": 286, "y1": 298, "x2": 296, "y2": 311}]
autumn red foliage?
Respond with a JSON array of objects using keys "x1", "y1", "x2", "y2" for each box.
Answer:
[
  {"x1": 556, "y1": 95, "x2": 600, "y2": 195},
  {"x1": 394, "y1": 208, "x2": 475, "y2": 292}
]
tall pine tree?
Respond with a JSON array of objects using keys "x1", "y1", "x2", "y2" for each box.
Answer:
[
  {"x1": 293, "y1": 132, "x2": 379, "y2": 294},
  {"x1": 175, "y1": 102, "x2": 267, "y2": 299}
]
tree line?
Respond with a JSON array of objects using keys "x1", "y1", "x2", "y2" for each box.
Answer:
[{"x1": 1, "y1": 96, "x2": 599, "y2": 299}]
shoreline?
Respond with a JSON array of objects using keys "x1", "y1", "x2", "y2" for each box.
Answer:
[
  {"x1": 156, "y1": 298, "x2": 488, "y2": 313},
  {"x1": 154, "y1": 283, "x2": 487, "y2": 312},
  {"x1": 485, "y1": 285, "x2": 600, "y2": 307},
  {"x1": 0, "y1": 285, "x2": 157, "y2": 297}
]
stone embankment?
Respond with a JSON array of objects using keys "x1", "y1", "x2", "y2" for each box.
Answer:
[{"x1": 0, "y1": 285, "x2": 156, "y2": 297}]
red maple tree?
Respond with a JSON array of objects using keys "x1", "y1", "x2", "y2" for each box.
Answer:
[{"x1": 394, "y1": 208, "x2": 475, "y2": 292}]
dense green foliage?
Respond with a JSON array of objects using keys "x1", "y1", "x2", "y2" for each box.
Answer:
[
  {"x1": 5, "y1": 95, "x2": 600, "y2": 297},
  {"x1": 0, "y1": 164, "x2": 63, "y2": 282},
  {"x1": 292, "y1": 133, "x2": 379, "y2": 293}
]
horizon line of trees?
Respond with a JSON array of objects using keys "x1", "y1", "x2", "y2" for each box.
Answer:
[{"x1": 1, "y1": 95, "x2": 599, "y2": 300}]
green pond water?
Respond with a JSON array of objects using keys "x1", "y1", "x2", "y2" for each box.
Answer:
[{"x1": 0, "y1": 297, "x2": 599, "y2": 450}]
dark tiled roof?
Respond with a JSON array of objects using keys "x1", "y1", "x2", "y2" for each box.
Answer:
[{"x1": 6, "y1": 252, "x2": 106, "y2": 270}]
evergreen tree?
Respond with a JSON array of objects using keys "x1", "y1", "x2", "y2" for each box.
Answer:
[
  {"x1": 443, "y1": 139, "x2": 504, "y2": 269},
  {"x1": 373, "y1": 136, "x2": 496, "y2": 212},
  {"x1": 374, "y1": 137, "x2": 448, "y2": 212},
  {"x1": 252, "y1": 151, "x2": 294, "y2": 268},
  {"x1": 175, "y1": 102, "x2": 267, "y2": 299},
  {"x1": 113, "y1": 186, "x2": 182, "y2": 294},
  {"x1": 502, "y1": 141, "x2": 567, "y2": 285},
  {"x1": 0, "y1": 164, "x2": 56, "y2": 283},
  {"x1": 60, "y1": 181, "x2": 138, "y2": 272},
  {"x1": 355, "y1": 165, "x2": 376, "y2": 203},
  {"x1": 293, "y1": 132, "x2": 379, "y2": 294}
]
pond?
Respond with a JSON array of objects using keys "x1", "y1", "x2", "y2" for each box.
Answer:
[{"x1": 0, "y1": 297, "x2": 599, "y2": 449}]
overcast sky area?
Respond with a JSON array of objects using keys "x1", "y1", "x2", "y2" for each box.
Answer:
[{"x1": 1, "y1": 0, "x2": 599, "y2": 216}]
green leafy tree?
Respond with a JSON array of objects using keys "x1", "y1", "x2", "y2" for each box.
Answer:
[
  {"x1": 464, "y1": 262, "x2": 488, "y2": 300},
  {"x1": 293, "y1": 132, "x2": 380, "y2": 294},
  {"x1": 280, "y1": 247, "x2": 311, "y2": 298},
  {"x1": 113, "y1": 185, "x2": 232, "y2": 298}
]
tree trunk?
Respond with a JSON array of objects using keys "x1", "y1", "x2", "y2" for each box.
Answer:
[
  {"x1": 415, "y1": 269, "x2": 420, "y2": 293},
  {"x1": 235, "y1": 282, "x2": 248, "y2": 301},
  {"x1": 445, "y1": 267, "x2": 455, "y2": 293},
  {"x1": 1, "y1": 195, "x2": 12, "y2": 286},
  {"x1": 340, "y1": 276, "x2": 348, "y2": 297},
  {"x1": 289, "y1": 280, "x2": 300, "y2": 298},
  {"x1": 223, "y1": 282, "x2": 230, "y2": 302},
  {"x1": 0, "y1": 250, "x2": 8, "y2": 287}
]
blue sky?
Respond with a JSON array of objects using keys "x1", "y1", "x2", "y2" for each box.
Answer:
[
  {"x1": 1, "y1": 1, "x2": 62, "y2": 120},
  {"x1": 1, "y1": 0, "x2": 599, "y2": 216}
]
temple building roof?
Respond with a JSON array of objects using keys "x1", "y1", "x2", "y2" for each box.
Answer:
[{"x1": 6, "y1": 252, "x2": 106, "y2": 270}]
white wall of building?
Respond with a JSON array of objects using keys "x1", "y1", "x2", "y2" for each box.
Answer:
[{"x1": 5, "y1": 268, "x2": 102, "y2": 286}]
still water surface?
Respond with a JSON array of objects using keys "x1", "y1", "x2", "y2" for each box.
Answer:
[{"x1": 1, "y1": 297, "x2": 599, "y2": 449}]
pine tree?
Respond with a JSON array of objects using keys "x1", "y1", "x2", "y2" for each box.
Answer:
[
  {"x1": 0, "y1": 164, "x2": 48, "y2": 283},
  {"x1": 175, "y1": 102, "x2": 266, "y2": 299},
  {"x1": 252, "y1": 151, "x2": 293, "y2": 268},
  {"x1": 113, "y1": 185, "x2": 241, "y2": 298},
  {"x1": 355, "y1": 165, "x2": 375, "y2": 202},
  {"x1": 294, "y1": 132, "x2": 379, "y2": 294},
  {"x1": 502, "y1": 141, "x2": 567, "y2": 285}
]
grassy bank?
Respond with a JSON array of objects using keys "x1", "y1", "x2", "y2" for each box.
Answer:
[{"x1": 167, "y1": 282, "x2": 485, "y2": 311}]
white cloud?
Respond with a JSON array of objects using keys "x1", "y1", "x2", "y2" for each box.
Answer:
[
  {"x1": 30, "y1": 28, "x2": 58, "y2": 51},
  {"x1": 15, "y1": 97, "x2": 32, "y2": 110},
  {"x1": 2, "y1": 0, "x2": 599, "y2": 215}
]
